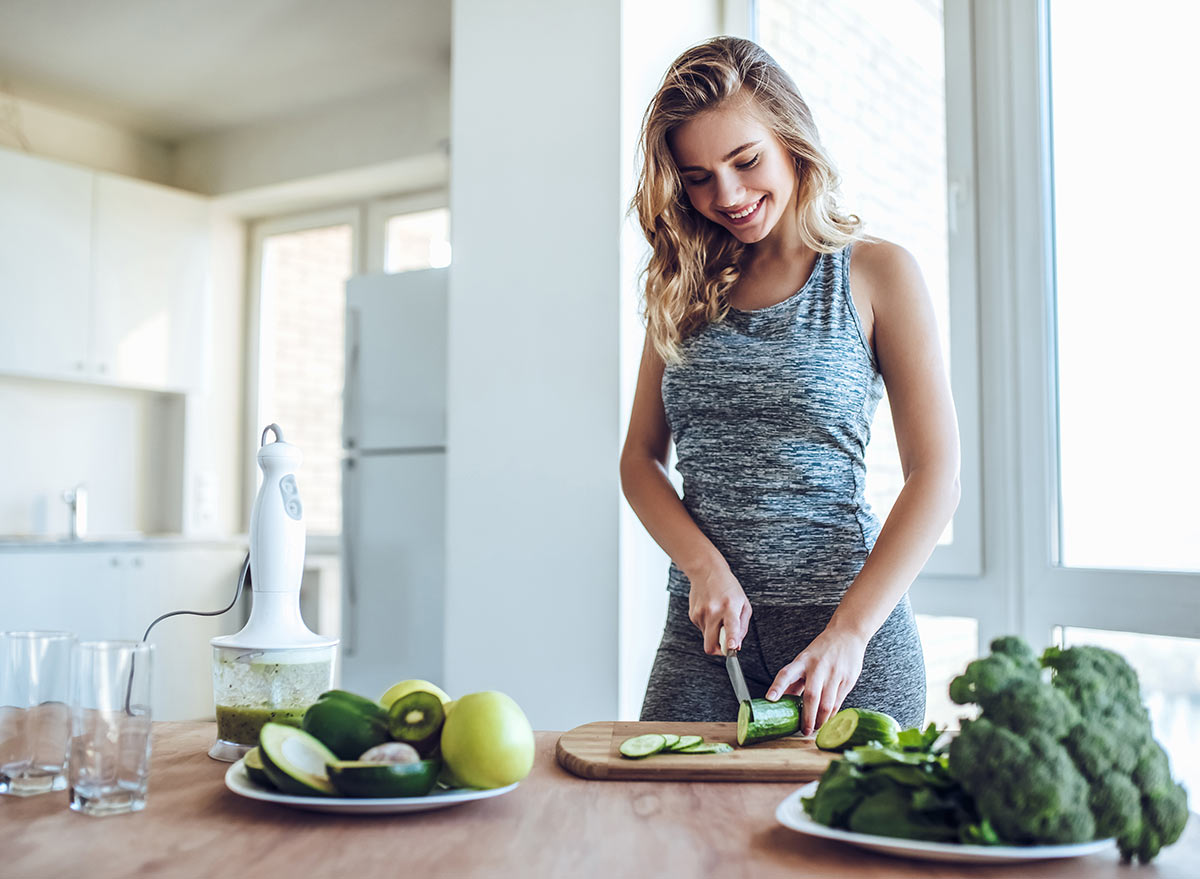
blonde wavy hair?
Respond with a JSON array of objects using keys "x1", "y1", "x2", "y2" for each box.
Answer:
[{"x1": 631, "y1": 36, "x2": 862, "y2": 363}]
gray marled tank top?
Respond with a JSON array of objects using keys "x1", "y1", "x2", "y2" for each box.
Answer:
[{"x1": 661, "y1": 243, "x2": 883, "y2": 604}]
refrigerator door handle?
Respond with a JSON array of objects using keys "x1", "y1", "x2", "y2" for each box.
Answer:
[
  {"x1": 341, "y1": 455, "x2": 359, "y2": 656},
  {"x1": 343, "y1": 305, "x2": 361, "y2": 450}
]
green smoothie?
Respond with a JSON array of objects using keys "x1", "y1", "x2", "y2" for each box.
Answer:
[{"x1": 215, "y1": 705, "x2": 307, "y2": 745}]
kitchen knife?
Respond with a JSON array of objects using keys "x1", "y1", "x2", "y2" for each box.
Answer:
[{"x1": 719, "y1": 625, "x2": 753, "y2": 715}]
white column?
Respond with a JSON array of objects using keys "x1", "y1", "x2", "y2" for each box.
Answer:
[{"x1": 446, "y1": 0, "x2": 624, "y2": 730}]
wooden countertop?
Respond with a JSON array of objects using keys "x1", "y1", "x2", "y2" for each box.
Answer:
[{"x1": 5, "y1": 722, "x2": 1197, "y2": 878}]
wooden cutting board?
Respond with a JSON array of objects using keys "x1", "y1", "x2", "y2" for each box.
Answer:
[{"x1": 555, "y1": 721, "x2": 836, "y2": 782}]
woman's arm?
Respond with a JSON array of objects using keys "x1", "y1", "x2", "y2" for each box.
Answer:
[
  {"x1": 620, "y1": 334, "x2": 752, "y2": 654},
  {"x1": 768, "y1": 240, "x2": 962, "y2": 734}
]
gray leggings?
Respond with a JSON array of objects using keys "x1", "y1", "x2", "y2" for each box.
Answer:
[{"x1": 640, "y1": 593, "x2": 926, "y2": 729}]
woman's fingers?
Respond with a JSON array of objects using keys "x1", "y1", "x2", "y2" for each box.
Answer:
[{"x1": 767, "y1": 658, "x2": 804, "y2": 702}]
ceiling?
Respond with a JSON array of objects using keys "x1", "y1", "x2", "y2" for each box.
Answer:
[{"x1": 0, "y1": 0, "x2": 451, "y2": 141}]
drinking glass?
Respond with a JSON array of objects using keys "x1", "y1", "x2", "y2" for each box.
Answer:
[
  {"x1": 0, "y1": 631, "x2": 76, "y2": 796},
  {"x1": 68, "y1": 640, "x2": 154, "y2": 816}
]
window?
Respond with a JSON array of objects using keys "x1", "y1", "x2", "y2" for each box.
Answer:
[
  {"x1": 251, "y1": 210, "x2": 358, "y2": 536},
  {"x1": 385, "y1": 209, "x2": 451, "y2": 273},
  {"x1": 757, "y1": 0, "x2": 981, "y2": 574},
  {"x1": 1048, "y1": 1, "x2": 1200, "y2": 573},
  {"x1": 916, "y1": 614, "x2": 979, "y2": 730},
  {"x1": 250, "y1": 193, "x2": 451, "y2": 537}
]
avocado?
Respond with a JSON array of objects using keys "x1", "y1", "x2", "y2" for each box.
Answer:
[
  {"x1": 258, "y1": 722, "x2": 338, "y2": 796},
  {"x1": 243, "y1": 746, "x2": 275, "y2": 789},
  {"x1": 326, "y1": 759, "x2": 440, "y2": 798}
]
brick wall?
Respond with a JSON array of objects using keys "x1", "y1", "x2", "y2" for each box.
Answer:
[{"x1": 262, "y1": 225, "x2": 353, "y2": 535}]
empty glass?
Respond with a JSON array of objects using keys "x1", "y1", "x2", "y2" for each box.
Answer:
[
  {"x1": 1, "y1": 631, "x2": 76, "y2": 796},
  {"x1": 68, "y1": 640, "x2": 154, "y2": 816}
]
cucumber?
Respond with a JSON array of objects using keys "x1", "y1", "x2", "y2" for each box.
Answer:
[
  {"x1": 675, "y1": 742, "x2": 733, "y2": 754},
  {"x1": 814, "y1": 707, "x2": 901, "y2": 751},
  {"x1": 326, "y1": 759, "x2": 440, "y2": 797},
  {"x1": 258, "y1": 722, "x2": 338, "y2": 796},
  {"x1": 660, "y1": 734, "x2": 681, "y2": 749},
  {"x1": 667, "y1": 735, "x2": 703, "y2": 752},
  {"x1": 618, "y1": 734, "x2": 667, "y2": 758},
  {"x1": 737, "y1": 696, "x2": 802, "y2": 746}
]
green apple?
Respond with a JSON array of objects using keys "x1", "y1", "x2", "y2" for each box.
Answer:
[
  {"x1": 379, "y1": 679, "x2": 451, "y2": 709},
  {"x1": 440, "y1": 691, "x2": 534, "y2": 789}
]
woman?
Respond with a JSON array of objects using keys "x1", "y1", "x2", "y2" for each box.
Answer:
[{"x1": 620, "y1": 36, "x2": 960, "y2": 734}]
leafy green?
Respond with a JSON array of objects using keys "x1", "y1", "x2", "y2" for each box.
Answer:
[{"x1": 802, "y1": 725, "x2": 997, "y2": 846}]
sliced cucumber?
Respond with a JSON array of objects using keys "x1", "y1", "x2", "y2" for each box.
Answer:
[
  {"x1": 737, "y1": 696, "x2": 802, "y2": 746},
  {"x1": 326, "y1": 759, "x2": 440, "y2": 797},
  {"x1": 815, "y1": 707, "x2": 901, "y2": 751},
  {"x1": 258, "y1": 722, "x2": 338, "y2": 796},
  {"x1": 243, "y1": 746, "x2": 274, "y2": 789},
  {"x1": 387, "y1": 690, "x2": 445, "y2": 754},
  {"x1": 660, "y1": 734, "x2": 681, "y2": 749},
  {"x1": 618, "y1": 734, "x2": 667, "y2": 758},
  {"x1": 667, "y1": 735, "x2": 703, "y2": 752},
  {"x1": 675, "y1": 742, "x2": 733, "y2": 754}
]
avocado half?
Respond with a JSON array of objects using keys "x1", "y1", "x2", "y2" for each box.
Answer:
[{"x1": 258, "y1": 722, "x2": 338, "y2": 796}]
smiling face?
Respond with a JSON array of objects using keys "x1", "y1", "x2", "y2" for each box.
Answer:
[{"x1": 668, "y1": 94, "x2": 799, "y2": 247}]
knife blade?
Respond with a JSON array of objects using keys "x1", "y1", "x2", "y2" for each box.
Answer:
[{"x1": 719, "y1": 625, "x2": 753, "y2": 713}]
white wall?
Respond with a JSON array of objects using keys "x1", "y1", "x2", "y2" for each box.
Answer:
[
  {"x1": 173, "y1": 81, "x2": 450, "y2": 196},
  {"x1": 0, "y1": 91, "x2": 173, "y2": 184},
  {"x1": 446, "y1": 0, "x2": 624, "y2": 730},
  {"x1": 0, "y1": 376, "x2": 182, "y2": 536}
]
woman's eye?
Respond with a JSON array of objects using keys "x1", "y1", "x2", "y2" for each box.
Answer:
[
  {"x1": 736, "y1": 155, "x2": 761, "y2": 170},
  {"x1": 685, "y1": 176, "x2": 710, "y2": 186}
]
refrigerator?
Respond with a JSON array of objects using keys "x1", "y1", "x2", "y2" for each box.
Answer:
[{"x1": 339, "y1": 268, "x2": 448, "y2": 698}]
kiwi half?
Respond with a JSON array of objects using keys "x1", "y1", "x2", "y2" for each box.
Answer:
[{"x1": 386, "y1": 690, "x2": 445, "y2": 754}]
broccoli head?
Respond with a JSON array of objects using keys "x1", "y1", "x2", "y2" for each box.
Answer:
[
  {"x1": 948, "y1": 717, "x2": 1095, "y2": 845},
  {"x1": 945, "y1": 637, "x2": 1190, "y2": 863}
]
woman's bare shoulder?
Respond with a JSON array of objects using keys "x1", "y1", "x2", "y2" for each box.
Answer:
[{"x1": 848, "y1": 237, "x2": 927, "y2": 309}]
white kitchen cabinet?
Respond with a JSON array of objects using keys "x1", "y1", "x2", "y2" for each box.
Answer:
[
  {"x1": 90, "y1": 174, "x2": 211, "y2": 393},
  {"x1": 0, "y1": 545, "x2": 246, "y2": 721},
  {"x1": 0, "y1": 149, "x2": 93, "y2": 381}
]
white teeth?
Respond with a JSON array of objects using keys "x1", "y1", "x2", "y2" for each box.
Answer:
[{"x1": 726, "y1": 198, "x2": 762, "y2": 219}]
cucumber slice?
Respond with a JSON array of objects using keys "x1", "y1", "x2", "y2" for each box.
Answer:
[
  {"x1": 815, "y1": 708, "x2": 901, "y2": 751},
  {"x1": 618, "y1": 734, "x2": 667, "y2": 758},
  {"x1": 660, "y1": 734, "x2": 681, "y2": 749},
  {"x1": 667, "y1": 735, "x2": 703, "y2": 752},
  {"x1": 326, "y1": 759, "x2": 440, "y2": 797},
  {"x1": 675, "y1": 742, "x2": 733, "y2": 754},
  {"x1": 243, "y1": 746, "x2": 274, "y2": 789},
  {"x1": 737, "y1": 696, "x2": 802, "y2": 746},
  {"x1": 259, "y1": 722, "x2": 338, "y2": 796},
  {"x1": 387, "y1": 690, "x2": 445, "y2": 753}
]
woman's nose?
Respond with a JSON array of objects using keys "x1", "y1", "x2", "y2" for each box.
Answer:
[{"x1": 713, "y1": 171, "x2": 746, "y2": 208}]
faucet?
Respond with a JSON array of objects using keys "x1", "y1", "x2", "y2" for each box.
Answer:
[{"x1": 62, "y1": 484, "x2": 88, "y2": 540}]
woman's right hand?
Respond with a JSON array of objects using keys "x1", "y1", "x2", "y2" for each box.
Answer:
[{"x1": 687, "y1": 562, "x2": 752, "y2": 655}]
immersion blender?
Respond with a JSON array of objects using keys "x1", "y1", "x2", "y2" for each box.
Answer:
[{"x1": 207, "y1": 425, "x2": 339, "y2": 761}]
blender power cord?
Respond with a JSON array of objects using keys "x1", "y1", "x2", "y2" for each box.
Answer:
[
  {"x1": 123, "y1": 552, "x2": 251, "y2": 714},
  {"x1": 140, "y1": 552, "x2": 250, "y2": 642}
]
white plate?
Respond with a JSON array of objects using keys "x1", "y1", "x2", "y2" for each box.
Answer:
[
  {"x1": 775, "y1": 782, "x2": 1116, "y2": 864},
  {"x1": 224, "y1": 758, "x2": 519, "y2": 815}
]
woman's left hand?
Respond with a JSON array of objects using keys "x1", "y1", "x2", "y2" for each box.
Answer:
[{"x1": 766, "y1": 627, "x2": 868, "y2": 736}]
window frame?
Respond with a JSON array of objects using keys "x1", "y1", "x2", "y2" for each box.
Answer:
[
  {"x1": 990, "y1": 0, "x2": 1200, "y2": 643},
  {"x1": 746, "y1": 0, "x2": 1200, "y2": 650},
  {"x1": 749, "y1": 0, "x2": 985, "y2": 582}
]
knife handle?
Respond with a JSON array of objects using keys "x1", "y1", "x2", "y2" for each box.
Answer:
[{"x1": 719, "y1": 625, "x2": 729, "y2": 657}]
